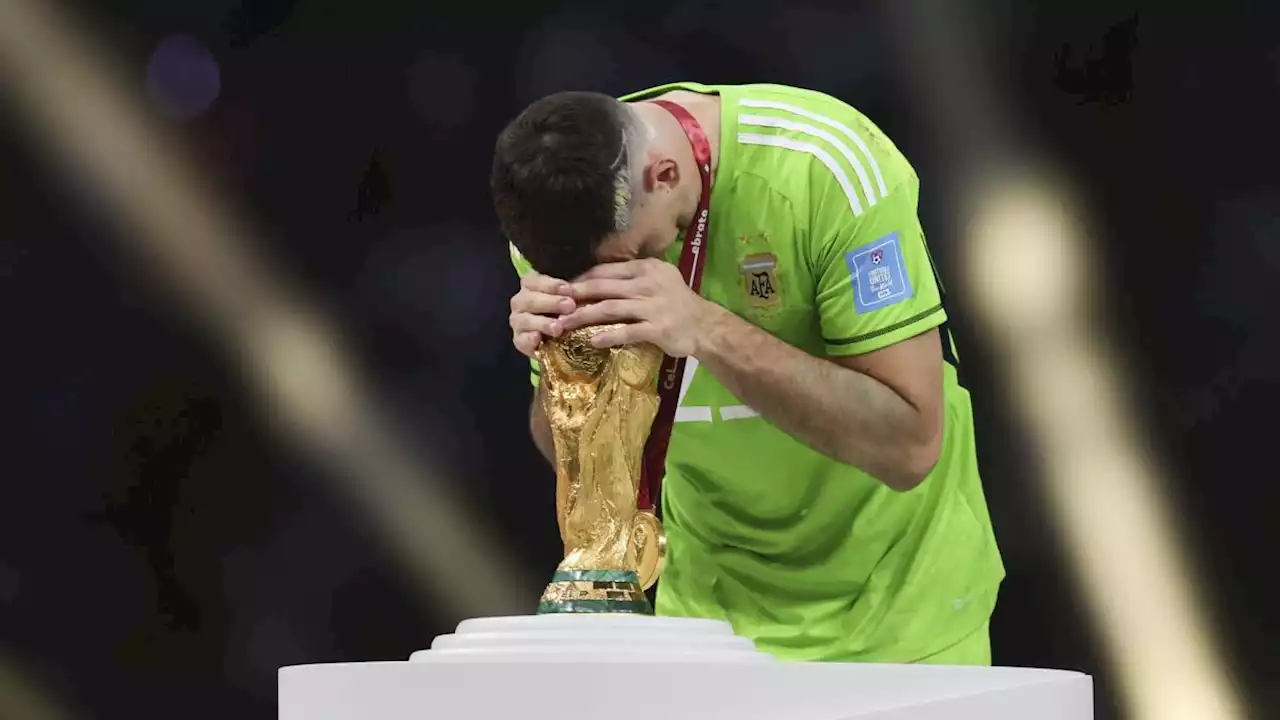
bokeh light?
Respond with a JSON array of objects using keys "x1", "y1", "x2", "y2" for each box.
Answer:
[{"x1": 146, "y1": 34, "x2": 220, "y2": 120}]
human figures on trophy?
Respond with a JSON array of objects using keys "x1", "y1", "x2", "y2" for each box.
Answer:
[{"x1": 534, "y1": 323, "x2": 667, "y2": 614}]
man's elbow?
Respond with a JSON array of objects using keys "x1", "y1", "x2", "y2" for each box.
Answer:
[
  {"x1": 892, "y1": 438, "x2": 942, "y2": 492},
  {"x1": 870, "y1": 426, "x2": 942, "y2": 492}
]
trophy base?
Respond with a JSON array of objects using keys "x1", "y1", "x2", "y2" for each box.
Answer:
[
  {"x1": 280, "y1": 615, "x2": 1094, "y2": 719},
  {"x1": 536, "y1": 569, "x2": 652, "y2": 615}
]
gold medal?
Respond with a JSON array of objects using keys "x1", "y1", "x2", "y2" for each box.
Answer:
[{"x1": 631, "y1": 510, "x2": 667, "y2": 590}]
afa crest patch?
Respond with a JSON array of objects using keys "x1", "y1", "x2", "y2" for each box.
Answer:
[
  {"x1": 846, "y1": 232, "x2": 913, "y2": 313},
  {"x1": 740, "y1": 252, "x2": 781, "y2": 308}
]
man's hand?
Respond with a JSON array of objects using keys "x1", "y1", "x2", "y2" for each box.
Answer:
[
  {"x1": 509, "y1": 271, "x2": 576, "y2": 358},
  {"x1": 558, "y1": 259, "x2": 711, "y2": 357}
]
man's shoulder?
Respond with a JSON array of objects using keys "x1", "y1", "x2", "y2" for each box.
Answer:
[
  {"x1": 733, "y1": 84, "x2": 875, "y2": 128},
  {"x1": 726, "y1": 85, "x2": 914, "y2": 227}
]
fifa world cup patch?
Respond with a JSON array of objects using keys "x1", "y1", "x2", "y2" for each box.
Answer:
[
  {"x1": 740, "y1": 252, "x2": 781, "y2": 308},
  {"x1": 846, "y1": 232, "x2": 914, "y2": 313}
]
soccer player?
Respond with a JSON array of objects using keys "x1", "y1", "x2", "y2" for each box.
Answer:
[{"x1": 491, "y1": 82, "x2": 1004, "y2": 664}]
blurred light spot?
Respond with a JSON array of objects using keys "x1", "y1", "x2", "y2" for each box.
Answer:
[
  {"x1": 407, "y1": 52, "x2": 476, "y2": 129},
  {"x1": 242, "y1": 306, "x2": 359, "y2": 441},
  {"x1": 146, "y1": 34, "x2": 220, "y2": 120},
  {"x1": 966, "y1": 177, "x2": 1085, "y2": 333}
]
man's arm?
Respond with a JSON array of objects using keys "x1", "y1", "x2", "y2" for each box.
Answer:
[
  {"x1": 694, "y1": 303, "x2": 942, "y2": 491},
  {"x1": 529, "y1": 383, "x2": 555, "y2": 464},
  {"x1": 702, "y1": 160, "x2": 950, "y2": 490},
  {"x1": 568, "y1": 162, "x2": 950, "y2": 489}
]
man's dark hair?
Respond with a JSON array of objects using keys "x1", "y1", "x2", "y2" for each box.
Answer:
[{"x1": 490, "y1": 91, "x2": 641, "y2": 280}]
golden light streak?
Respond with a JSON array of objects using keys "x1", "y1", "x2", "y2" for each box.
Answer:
[
  {"x1": 966, "y1": 176, "x2": 1246, "y2": 720},
  {"x1": 0, "y1": 0, "x2": 536, "y2": 620},
  {"x1": 0, "y1": 648, "x2": 78, "y2": 720},
  {"x1": 883, "y1": 0, "x2": 1247, "y2": 714}
]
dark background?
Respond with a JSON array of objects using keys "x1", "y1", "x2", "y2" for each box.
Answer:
[{"x1": 1, "y1": 1, "x2": 1277, "y2": 718}]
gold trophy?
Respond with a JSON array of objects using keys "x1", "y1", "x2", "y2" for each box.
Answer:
[{"x1": 534, "y1": 324, "x2": 668, "y2": 614}]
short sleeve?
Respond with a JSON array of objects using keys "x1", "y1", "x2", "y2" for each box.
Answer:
[
  {"x1": 509, "y1": 242, "x2": 543, "y2": 387},
  {"x1": 812, "y1": 174, "x2": 946, "y2": 357}
]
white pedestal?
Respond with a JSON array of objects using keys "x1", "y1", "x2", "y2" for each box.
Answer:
[{"x1": 279, "y1": 615, "x2": 1092, "y2": 719}]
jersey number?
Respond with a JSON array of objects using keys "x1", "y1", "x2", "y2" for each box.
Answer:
[{"x1": 674, "y1": 358, "x2": 759, "y2": 423}]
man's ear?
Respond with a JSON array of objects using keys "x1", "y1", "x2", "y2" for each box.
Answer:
[{"x1": 644, "y1": 158, "x2": 680, "y2": 192}]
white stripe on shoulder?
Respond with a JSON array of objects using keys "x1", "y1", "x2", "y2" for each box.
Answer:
[
  {"x1": 739, "y1": 98, "x2": 889, "y2": 198},
  {"x1": 737, "y1": 132, "x2": 864, "y2": 217},
  {"x1": 738, "y1": 113, "x2": 877, "y2": 207}
]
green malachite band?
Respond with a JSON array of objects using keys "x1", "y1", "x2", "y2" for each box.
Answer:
[
  {"x1": 537, "y1": 597, "x2": 653, "y2": 615},
  {"x1": 538, "y1": 568, "x2": 654, "y2": 615},
  {"x1": 551, "y1": 569, "x2": 639, "y2": 584}
]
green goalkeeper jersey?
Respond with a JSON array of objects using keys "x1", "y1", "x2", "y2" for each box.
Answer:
[{"x1": 509, "y1": 82, "x2": 1004, "y2": 663}]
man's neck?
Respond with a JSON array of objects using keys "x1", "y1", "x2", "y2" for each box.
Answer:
[
  {"x1": 634, "y1": 93, "x2": 721, "y2": 181},
  {"x1": 663, "y1": 92, "x2": 721, "y2": 179},
  {"x1": 633, "y1": 94, "x2": 721, "y2": 229}
]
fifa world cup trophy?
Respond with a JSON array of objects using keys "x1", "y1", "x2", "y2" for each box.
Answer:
[{"x1": 534, "y1": 324, "x2": 668, "y2": 614}]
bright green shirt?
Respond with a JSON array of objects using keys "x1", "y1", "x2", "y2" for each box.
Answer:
[{"x1": 509, "y1": 82, "x2": 1004, "y2": 663}]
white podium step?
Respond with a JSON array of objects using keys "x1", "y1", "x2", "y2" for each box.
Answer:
[
  {"x1": 411, "y1": 614, "x2": 771, "y2": 663},
  {"x1": 279, "y1": 615, "x2": 1092, "y2": 720}
]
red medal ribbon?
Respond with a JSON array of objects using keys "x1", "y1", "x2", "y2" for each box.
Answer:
[{"x1": 638, "y1": 99, "x2": 713, "y2": 511}]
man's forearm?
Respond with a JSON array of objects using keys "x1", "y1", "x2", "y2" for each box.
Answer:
[
  {"x1": 693, "y1": 303, "x2": 937, "y2": 490},
  {"x1": 529, "y1": 384, "x2": 556, "y2": 464}
]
